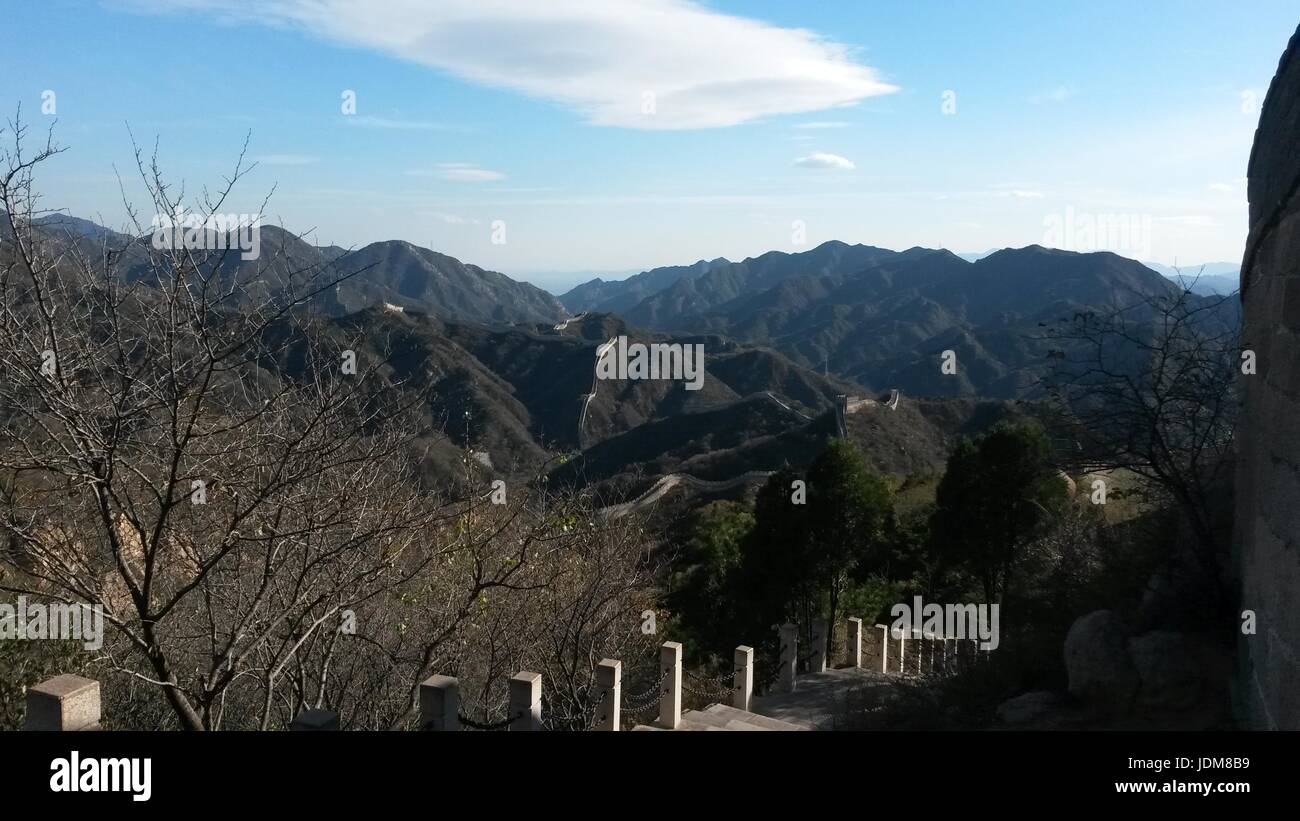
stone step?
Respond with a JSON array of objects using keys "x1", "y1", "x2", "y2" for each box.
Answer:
[
  {"x1": 627, "y1": 703, "x2": 809, "y2": 731},
  {"x1": 702, "y1": 703, "x2": 807, "y2": 731}
]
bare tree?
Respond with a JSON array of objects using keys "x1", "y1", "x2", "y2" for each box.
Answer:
[
  {"x1": 1038, "y1": 278, "x2": 1239, "y2": 603},
  {"x1": 0, "y1": 114, "x2": 659, "y2": 730}
]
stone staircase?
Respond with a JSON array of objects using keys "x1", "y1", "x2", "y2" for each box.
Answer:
[{"x1": 632, "y1": 703, "x2": 807, "y2": 731}]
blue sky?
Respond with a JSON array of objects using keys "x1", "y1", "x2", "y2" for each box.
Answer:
[{"x1": 1, "y1": 0, "x2": 1295, "y2": 291}]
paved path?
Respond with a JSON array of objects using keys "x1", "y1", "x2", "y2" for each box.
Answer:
[
  {"x1": 751, "y1": 667, "x2": 894, "y2": 730},
  {"x1": 632, "y1": 703, "x2": 808, "y2": 731}
]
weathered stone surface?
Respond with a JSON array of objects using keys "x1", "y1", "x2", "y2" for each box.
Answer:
[
  {"x1": 1236, "y1": 23, "x2": 1300, "y2": 730},
  {"x1": 996, "y1": 691, "x2": 1064, "y2": 725},
  {"x1": 1064, "y1": 610, "x2": 1138, "y2": 710},
  {"x1": 1129, "y1": 631, "x2": 1201, "y2": 711},
  {"x1": 23, "y1": 674, "x2": 101, "y2": 731}
]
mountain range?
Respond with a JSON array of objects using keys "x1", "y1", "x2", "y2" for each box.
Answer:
[
  {"x1": 10, "y1": 212, "x2": 1240, "y2": 508},
  {"x1": 561, "y1": 241, "x2": 1239, "y2": 398},
  {"x1": 30, "y1": 213, "x2": 567, "y2": 326}
]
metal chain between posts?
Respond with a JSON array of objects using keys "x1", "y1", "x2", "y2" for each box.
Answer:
[
  {"x1": 681, "y1": 666, "x2": 737, "y2": 700},
  {"x1": 625, "y1": 667, "x2": 671, "y2": 701},
  {"x1": 621, "y1": 667, "x2": 671, "y2": 714},
  {"x1": 681, "y1": 680, "x2": 729, "y2": 699},
  {"x1": 685, "y1": 667, "x2": 736, "y2": 687},
  {"x1": 457, "y1": 710, "x2": 522, "y2": 731},
  {"x1": 621, "y1": 691, "x2": 662, "y2": 715}
]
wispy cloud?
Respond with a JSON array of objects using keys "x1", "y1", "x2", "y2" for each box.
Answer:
[
  {"x1": 793, "y1": 121, "x2": 851, "y2": 129},
  {"x1": 254, "y1": 154, "x2": 320, "y2": 165},
  {"x1": 127, "y1": 0, "x2": 898, "y2": 130},
  {"x1": 407, "y1": 163, "x2": 506, "y2": 182},
  {"x1": 418, "y1": 211, "x2": 482, "y2": 225},
  {"x1": 1029, "y1": 86, "x2": 1076, "y2": 104},
  {"x1": 794, "y1": 153, "x2": 856, "y2": 171},
  {"x1": 989, "y1": 182, "x2": 1044, "y2": 199},
  {"x1": 1206, "y1": 182, "x2": 1234, "y2": 193}
]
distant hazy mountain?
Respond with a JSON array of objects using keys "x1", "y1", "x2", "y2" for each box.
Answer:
[
  {"x1": 956, "y1": 250, "x2": 999, "y2": 263},
  {"x1": 1141, "y1": 261, "x2": 1240, "y2": 296},
  {"x1": 622, "y1": 241, "x2": 897, "y2": 328},
  {"x1": 611, "y1": 243, "x2": 1238, "y2": 398},
  {"x1": 33, "y1": 213, "x2": 130, "y2": 244},
  {"x1": 559, "y1": 257, "x2": 730, "y2": 314}
]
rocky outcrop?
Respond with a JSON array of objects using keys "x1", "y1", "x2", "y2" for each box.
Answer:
[
  {"x1": 1236, "y1": 23, "x2": 1300, "y2": 730},
  {"x1": 1064, "y1": 610, "x2": 1139, "y2": 711}
]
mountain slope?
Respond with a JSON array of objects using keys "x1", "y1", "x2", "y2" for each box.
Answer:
[
  {"x1": 611, "y1": 244, "x2": 1225, "y2": 399},
  {"x1": 332, "y1": 240, "x2": 565, "y2": 324},
  {"x1": 25, "y1": 214, "x2": 566, "y2": 326},
  {"x1": 559, "y1": 257, "x2": 730, "y2": 314},
  {"x1": 623, "y1": 240, "x2": 898, "y2": 329}
]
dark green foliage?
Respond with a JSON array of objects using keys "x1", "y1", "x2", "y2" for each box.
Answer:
[
  {"x1": 674, "y1": 442, "x2": 896, "y2": 660},
  {"x1": 666, "y1": 501, "x2": 754, "y2": 656},
  {"x1": 806, "y1": 439, "x2": 893, "y2": 646},
  {"x1": 929, "y1": 422, "x2": 1068, "y2": 602}
]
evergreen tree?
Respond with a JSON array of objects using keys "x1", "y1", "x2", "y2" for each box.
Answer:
[{"x1": 930, "y1": 423, "x2": 1068, "y2": 603}]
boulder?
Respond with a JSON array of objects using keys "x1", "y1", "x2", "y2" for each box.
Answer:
[
  {"x1": 1064, "y1": 609, "x2": 1138, "y2": 710},
  {"x1": 1129, "y1": 630, "x2": 1201, "y2": 711}
]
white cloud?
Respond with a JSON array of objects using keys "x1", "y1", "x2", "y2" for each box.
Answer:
[
  {"x1": 1029, "y1": 86, "x2": 1076, "y2": 104},
  {"x1": 127, "y1": 0, "x2": 898, "y2": 130},
  {"x1": 985, "y1": 183, "x2": 1044, "y2": 199},
  {"x1": 409, "y1": 163, "x2": 506, "y2": 182},
  {"x1": 254, "y1": 154, "x2": 320, "y2": 165},
  {"x1": 420, "y1": 211, "x2": 481, "y2": 225},
  {"x1": 1207, "y1": 182, "x2": 1233, "y2": 193},
  {"x1": 794, "y1": 121, "x2": 851, "y2": 129},
  {"x1": 794, "y1": 153, "x2": 856, "y2": 171}
]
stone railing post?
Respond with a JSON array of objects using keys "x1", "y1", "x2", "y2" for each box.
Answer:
[
  {"x1": 595, "y1": 659, "x2": 621, "y2": 731},
  {"x1": 810, "y1": 618, "x2": 828, "y2": 673},
  {"x1": 733, "y1": 645, "x2": 754, "y2": 711},
  {"x1": 778, "y1": 623, "x2": 797, "y2": 693},
  {"x1": 291, "y1": 709, "x2": 339, "y2": 731},
  {"x1": 23, "y1": 675, "x2": 100, "y2": 731},
  {"x1": 510, "y1": 672, "x2": 542, "y2": 731},
  {"x1": 876, "y1": 624, "x2": 890, "y2": 673},
  {"x1": 658, "y1": 641, "x2": 683, "y2": 729},
  {"x1": 420, "y1": 675, "x2": 460, "y2": 731},
  {"x1": 846, "y1": 617, "x2": 863, "y2": 668}
]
